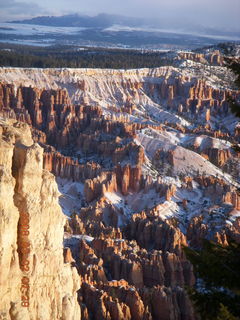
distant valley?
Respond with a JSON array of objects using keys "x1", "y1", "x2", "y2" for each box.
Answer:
[{"x1": 0, "y1": 13, "x2": 239, "y2": 49}]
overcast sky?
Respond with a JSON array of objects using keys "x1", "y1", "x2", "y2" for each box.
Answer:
[{"x1": 0, "y1": 0, "x2": 239, "y2": 32}]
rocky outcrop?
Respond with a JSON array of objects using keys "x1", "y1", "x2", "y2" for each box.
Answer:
[
  {"x1": 226, "y1": 218, "x2": 240, "y2": 242},
  {"x1": 195, "y1": 175, "x2": 229, "y2": 200},
  {"x1": 223, "y1": 191, "x2": 240, "y2": 210},
  {"x1": 187, "y1": 216, "x2": 209, "y2": 248},
  {"x1": 153, "y1": 148, "x2": 174, "y2": 168},
  {"x1": 63, "y1": 205, "x2": 195, "y2": 319},
  {"x1": 63, "y1": 208, "x2": 196, "y2": 320},
  {"x1": 178, "y1": 50, "x2": 224, "y2": 66},
  {"x1": 1, "y1": 63, "x2": 239, "y2": 142},
  {"x1": 206, "y1": 148, "x2": 232, "y2": 167},
  {"x1": 0, "y1": 83, "x2": 139, "y2": 147},
  {"x1": 115, "y1": 164, "x2": 142, "y2": 195},
  {"x1": 43, "y1": 150, "x2": 101, "y2": 182},
  {"x1": 80, "y1": 278, "x2": 194, "y2": 320},
  {"x1": 0, "y1": 119, "x2": 80, "y2": 319},
  {"x1": 84, "y1": 172, "x2": 118, "y2": 202},
  {"x1": 140, "y1": 285, "x2": 195, "y2": 320},
  {"x1": 83, "y1": 163, "x2": 144, "y2": 202},
  {"x1": 127, "y1": 212, "x2": 187, "y2": 254},
  {"x1": 144, "y1": 75, "x2": 239, "y2": 123},
  {"x1": 89, "y1": 237, "x2": 193, "y2": 287}
]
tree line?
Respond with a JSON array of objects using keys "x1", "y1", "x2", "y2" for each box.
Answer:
[{"x1": 0, "y1": 44, "x2": 172, "y2": 69}]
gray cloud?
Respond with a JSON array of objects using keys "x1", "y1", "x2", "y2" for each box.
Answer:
[
  {"x1": 0, "y1": 0, "x2": 48, "y2": 21},
  {"x1": 1, "y1": 0, "x2": 239, "y2": 32}
]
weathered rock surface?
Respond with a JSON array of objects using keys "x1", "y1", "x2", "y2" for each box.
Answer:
[{"x1": 0, "y1": 119, "x2": 81, "y2": 320}]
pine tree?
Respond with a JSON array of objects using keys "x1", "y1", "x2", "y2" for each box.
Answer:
[
  {"x1": 183, "y1": 239, "x2": 240, "y2": 320},
  {"x1": 216, "y1": 304, "x2": 239, "y2": 320}
]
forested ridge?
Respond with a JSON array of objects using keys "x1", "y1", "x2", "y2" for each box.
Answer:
[{"x1": 0, "y1": 44, "x2": 172, "y2": 69}]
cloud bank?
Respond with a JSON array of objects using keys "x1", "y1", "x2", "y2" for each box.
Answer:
[{"x1": 1, "y1": 0, "x2": 239, "y2": 32}]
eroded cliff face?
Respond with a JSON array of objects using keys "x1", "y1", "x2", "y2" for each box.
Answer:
[
  {"x1": 0, "y1": 68, "x2": 238, "y2": 118},
  {"x1": 0, "y1": 65, "x2": 239, "y2": 137},
  {"x1": 0, "y1": 52, "x2": 239, "y2": 320},
  {"x1": 0, "y1": 119, "x2": 80, "y2": 320},
  {"x1": 64, "y1": 211, "x2": 195, "y2": 320},
  {"x1": 178, "y1": 50, "x2": 224, "y2": 66}
]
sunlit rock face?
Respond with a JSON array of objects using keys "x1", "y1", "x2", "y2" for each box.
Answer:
[{"x1": 0, "y1": 119, "x2": 80, "y2": 320}]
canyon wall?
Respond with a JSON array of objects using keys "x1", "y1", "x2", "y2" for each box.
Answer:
[{"x1": 0, "y1": 119, "x2": 81, "y2": 320}]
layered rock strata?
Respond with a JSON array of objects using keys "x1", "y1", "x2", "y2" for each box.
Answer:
[{"x1": 0, "y1": 119, "x2": 81, "y2": 320}]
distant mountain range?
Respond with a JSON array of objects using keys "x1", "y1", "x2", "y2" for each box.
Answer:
[
  {"x1": 11, "y1": 13, "x2": 240, "y2": 38},
  {"x1": 4, "y1": 13, "x2": 239, "y2": 49},
  {"x1": 11, "y1": 13, "x2": 145, "y2": 29}
]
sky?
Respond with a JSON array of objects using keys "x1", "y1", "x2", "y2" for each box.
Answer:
[{"x1": 0, "y1": 0, "x2": 239, "y2": 32}]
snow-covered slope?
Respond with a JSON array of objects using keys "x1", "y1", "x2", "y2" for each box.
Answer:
[{"x1": 0, "y1": 64, "x2": 239, "y2": 224}]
